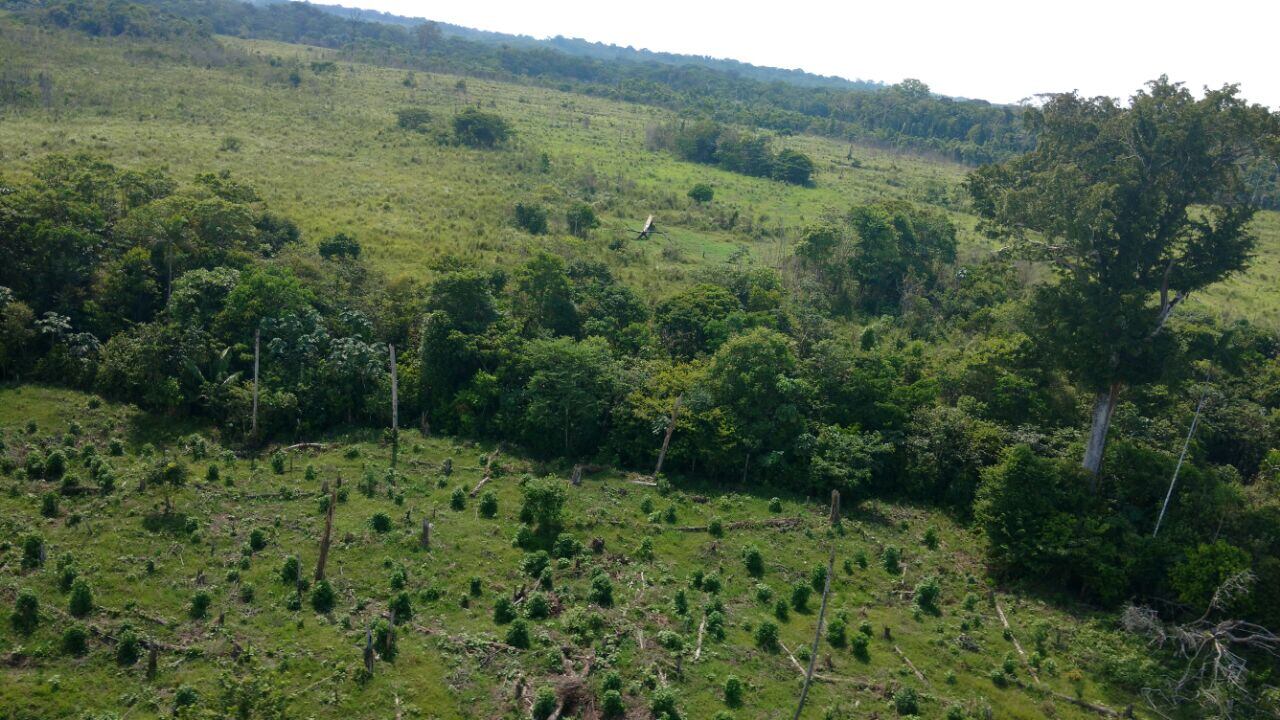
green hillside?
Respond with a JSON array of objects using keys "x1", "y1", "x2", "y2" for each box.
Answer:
[
  {"x1": 1, "y1": 386, "x2": 1150, "y2": 720},
  {"x1": 2, "y1": 19, "x2": 1277, "y2": 325},
  {"x1": 3, "y1": 5, "x2": 1280, "y2": 720}
]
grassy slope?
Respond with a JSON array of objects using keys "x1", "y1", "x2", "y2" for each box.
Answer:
[
  {"x1": 4, "y1": 21, "x2": 1276, "y2": 326},
  {"x1": 0, "y1": 387, "x2": 1153, "y2": 719}
]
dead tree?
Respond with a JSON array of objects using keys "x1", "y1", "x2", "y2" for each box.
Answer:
[
  {"x1": 1123, "y1": 571, "x2": 1279, "y2": 717},
  {"x1": 469, "y1": 445, "x2": 502, "y2": 496},
  {"x1": 315, "y1": 486, "x2": 336, "y2": 581},
  {"x1": 420, "y1": 515, "x2": 431, "y2": 550},
  {"x1": 653, "y1": 396, "x2": 682, "y2": 478},
  {"x1": 792, "y1": 491, "x2": 840, "y2": 720},
  {"x1": 1154, "y1": 384, "x2": 1208, "y2": 537},
  {"x1": 570, "y1": 464, "x2": 584, "y2": 487}
]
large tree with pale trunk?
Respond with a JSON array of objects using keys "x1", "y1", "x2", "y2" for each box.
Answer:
[{"x1": 967, "y1": 77, "x2": 1279, "y2": 480}]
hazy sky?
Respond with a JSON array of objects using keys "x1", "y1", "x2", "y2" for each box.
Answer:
[{"x1": 329, "y1": 0, "x2": 1279, "y2": 108}]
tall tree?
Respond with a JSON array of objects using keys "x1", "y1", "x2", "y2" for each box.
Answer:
[{"x1": 967, "y1": 78, "x2": 1279, "y2": 479}]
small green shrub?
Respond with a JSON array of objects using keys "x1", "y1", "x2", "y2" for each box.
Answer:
[
  {"x1": 602, "y1": 689, "x2": 625, "y2": 718},
  {"x1": 881, "y1": 546, "x2": 901, "y2": 574},
  {"x1": 688, "y1": 183, "x2": 714, "y2": 203},
  {"x1": 532, "y1": 686, "x2": 557, "y2": 720},
  {"x1": 650, "y1": 688, "x2": 681, "y2": 720},
  {"x1": 68, "y1": 579, "x2": 94, "y2": 617},
  {"x1": 494, "y1": 597, "x2": 516, "y2": 624},
  {"x1": 810, "y1": 564, "x2": 828, "y2": 592},
  {"x1": 774, "y1": 598, "x2": 790, "y2": 621},
  {"x1": 892, "y1": 687, "x2": 919, "y2": 715},
  {"x1": 826, "y1": 617, "x2": 847, "y2": 647},
  {"x1": 505, "y1": 618, "x2": 531, "y2": 648},
  {"x1": 280, "y1": 556, "x2": 300, "y2": 585},
  {"x1": 723, "y1": 675, "x2": 743, "y2": 707},
  {"x1": 62, "y1": 624, "x2": 88, "y2": 655},
  {"x1": 791, "y1": 583, "x2": 811, "y2": 612},
  {"x1": 40, "y1": 491, "x2": 59, "y2": 518},
  {"x1": 915, "y1": 576, "x2": 941, "y2": 614},
  {"x1": 754, "y1": 620, "x2": 779, "y2": 651},
  {"x1": 743, "y1": 546, "x2": 764, "y2": 577},
  {"x1": 189, "y1": 590, "x2": 211, "y2": 619},
  {"x1": 116, "y1": 625, "x2": 141, "y2": 665},
  {"x1": 923, "y1": 525, "x2": 939, "y2": 550},
  {"x1": 851, "y1": 633, "x2": 870, "y2": 661},
  {"x1": 310, "y1": 580, "x2": 335, "y2": 613},
  {"x1": 479, "y1": 490, "x2": 498, "y2": 518},
  {"x1": 526, "y1": 592, "x2": 550, "y2": 620},
  {"x1": 589, "y1": 572, "x2": 614, "y2": 607},
  {"x1": 11, "y1": 590, "x2": 39, "y2": 634}
]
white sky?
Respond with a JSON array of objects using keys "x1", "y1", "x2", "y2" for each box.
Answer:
[{"x1": 327, "y1": 0, "x2": 1280, "y2": 109}]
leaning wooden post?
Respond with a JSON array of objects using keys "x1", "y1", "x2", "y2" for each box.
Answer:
[
  {"x1": 389, "y1": 343, "x2": 399, "y2": 468},
  {"x1": 315, "y1": 485, "x2": 336, "y2": 581},
  {"x1": 251, "y1": 328, "x2": 260, "y2": 438},
  {"x1": 792, "y1": 492, "x2": 839, "y2": 720},
  {"x1": 653, "y1": 396, "x2": 682, "y2": 478}
]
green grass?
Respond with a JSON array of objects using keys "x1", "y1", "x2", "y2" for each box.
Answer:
[
  {"x1": 1, "y1": 387, "x2": 1159, "y2": 719},
  {"x1": 7, "y1": 22, "x2": 1273, "y2": 328}
]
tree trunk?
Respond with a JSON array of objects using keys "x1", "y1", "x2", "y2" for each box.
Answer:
[
  {"x1": 389, "y1": 344, "x2": 399, "y2": 468},
  {"x1": 315, "y1": 486, "x2": 336, "y2": 581},
  {"x1": 653, "y1": 396, "x2": 682, "y2": 478},
  {"x1": 1082, "y1": 382, "x2": 1120, "y2": 481},
  {"x1": 251, "y1": 329, "x2": 260, "y2": 439}
]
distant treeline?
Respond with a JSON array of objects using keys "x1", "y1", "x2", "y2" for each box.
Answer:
[
  {"x1": 15, "y1": 0, "x2": 1026, "y2": 164},
  {"x1": 15, "y1": 0, "x2": 1280, "y2": 202},
  {"x1": 294, "y1": 0, "x2": 884, "y2": 90}
]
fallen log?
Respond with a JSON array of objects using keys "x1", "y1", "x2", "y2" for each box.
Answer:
[
  {"x1": 992, "y1": 592, "x2": 1040, "y2": 684},
  {"x1": 893, "y1": 644, "x2": 927, "y2": 683},
  {"x1": 693, "y1": 613, "x2": 707, "y2": 660}
]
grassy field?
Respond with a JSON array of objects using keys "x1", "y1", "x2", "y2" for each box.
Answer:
[
  {"x1": 4, "y1": 20, "x2": 1276, "y2": 327},
  {"x1": 0, "y1": 386, "x2": 1159, "y2": 719}
]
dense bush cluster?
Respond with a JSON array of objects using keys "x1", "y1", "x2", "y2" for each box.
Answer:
[{"x1": 649, "y1": 120, "x2": 815, "y2": 186}]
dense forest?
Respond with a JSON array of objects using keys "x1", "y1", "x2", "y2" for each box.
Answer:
[{"x1": 4, "y1": 2, "x2": 1280, "y2": 718}]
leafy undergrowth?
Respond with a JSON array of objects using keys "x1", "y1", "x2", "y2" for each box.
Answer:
[{"x1": 0, "y1": 386, "x2": 1162, "y2": 719}]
